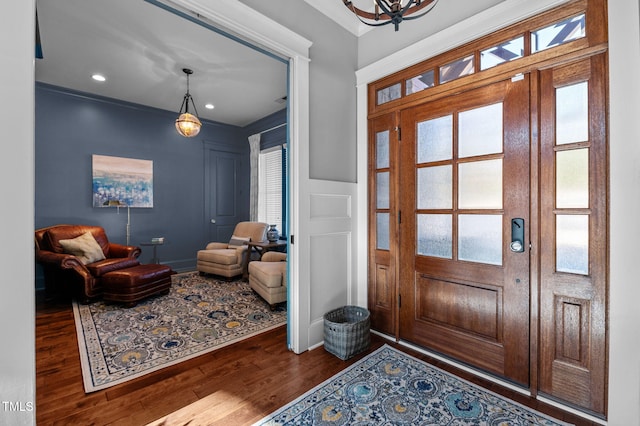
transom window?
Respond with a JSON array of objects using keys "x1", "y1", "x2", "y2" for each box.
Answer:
[{"x1": 373, "y1": 12, "x2": 587, "y2": 108}]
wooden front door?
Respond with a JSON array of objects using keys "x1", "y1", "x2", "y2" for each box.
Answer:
[{"x1": 398, "y1": 76, "x2": 531, "y2": 385}]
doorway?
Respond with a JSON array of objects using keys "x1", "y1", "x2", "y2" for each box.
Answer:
[{"x1": 365, "y1": 0, "x2": 609, "y2": 414}]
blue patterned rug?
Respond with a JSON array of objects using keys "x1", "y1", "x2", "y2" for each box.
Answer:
[
  {"x1": 73, "y1": 272, "x2": 286, "y2": 392},
  {"x1": 254, "y1": 344, "x2": 570, "y2": 426}
]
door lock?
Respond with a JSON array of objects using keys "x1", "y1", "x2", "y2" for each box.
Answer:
[{"x1": 510, "y1": 218, "x2": 525, "y2": 253}]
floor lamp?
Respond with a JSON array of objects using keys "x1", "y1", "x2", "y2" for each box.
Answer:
[{"x1": 104, "y1": 200, "x2": 131, "y2": 245}]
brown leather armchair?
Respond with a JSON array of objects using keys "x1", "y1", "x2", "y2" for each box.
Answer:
[{"x1": 35, "y1": 224, "x2": 141, "y2": 303}]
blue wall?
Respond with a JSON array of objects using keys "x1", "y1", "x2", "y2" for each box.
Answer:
[{"x1": 35, "y1": 83, "x2": 285, "y2": 288}]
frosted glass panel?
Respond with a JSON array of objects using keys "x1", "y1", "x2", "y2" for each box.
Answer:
[
  {"x1": 481, "y1": 36, "x2": 524, "y2": 70},
  {"x1": 459, "y1": 215, "x2": 503, "y2": 265},
  {"x1": 417, "y1": 214, "x2": 452, "y2": 258},
  {"x1": 556, "y1": 82, "x2": 588, "y2": 145},
  {"x1": 376, "y1": 213, "x2": 390, "y2": 251},
  {"x1": 458, "y1": 159, "x2": 503, "y2": 209},
  {"x1": 376, "y1": 131, "x2": 390, "y2": 169},
  {"x1": 556, "y1": 149, "x2": 589, "y2": 208},
  {"x1": 459, "y1": 103, "x2": 503, "y2": 158},
  {"x1": 418, "y1": 166, "x2": 452, "y2": 209},
  {"x1": 406, "y1": 70, "x2": 435, "y2": 95},
  {"x1": 417, "y1": 115, "x2": 453, "y2": 163},
  {"x1": 556, "y1": 215, "x2": 589, "y2": 275},
  {"x1": 376, "y1": 172, "x2": 389, "y2": 209}
]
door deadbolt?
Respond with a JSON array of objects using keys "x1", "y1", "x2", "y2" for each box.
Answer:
[{"x1": 510, "y1": 218, "x2": 525, "y2": 253}]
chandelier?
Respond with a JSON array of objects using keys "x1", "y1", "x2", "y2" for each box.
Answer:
[
  {"x1": 343, "y1": 0, "x2": 439, "y2": 32},
  {"x1": 175, "y1": 68, "x2": 202, "y2": 138}
]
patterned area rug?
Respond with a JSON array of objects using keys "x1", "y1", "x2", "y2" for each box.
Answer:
[
  {"x1": 254, "y1": 344, "x2": 571, "y2": 426},
  {"x1": 73, "y1": 272, "x2": 286, "y2": 392}
]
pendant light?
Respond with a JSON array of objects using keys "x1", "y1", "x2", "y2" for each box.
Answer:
[
  {"x1": 175, "y1": 68, "x2": 202, "y2": 138},
  {"x1": 343, "y1": 0, "x2": 438, "y2": 32}
]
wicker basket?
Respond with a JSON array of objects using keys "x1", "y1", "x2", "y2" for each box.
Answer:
[{"x1": 323, "y1": 305, "x2": 371, "y2": 360}]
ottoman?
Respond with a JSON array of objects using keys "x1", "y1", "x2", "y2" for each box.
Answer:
[{"x1": 102, "y1": 264, "x2": 173, "y2": 306}]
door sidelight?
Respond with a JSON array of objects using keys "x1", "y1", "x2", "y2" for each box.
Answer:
[{"x1": 510, "y1": 218, "x2": 525, "y2": 252}]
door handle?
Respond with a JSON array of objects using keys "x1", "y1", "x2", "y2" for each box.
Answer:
[{"x1": 510, "y1": 218, "x2": 525, "y2": 252}]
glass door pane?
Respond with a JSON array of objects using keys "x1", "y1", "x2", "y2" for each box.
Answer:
[
  {"x1": 375, "y1": 130, "x2": 390, "y2": 251},
  {"x1": 458, "y1": 159, "x2": 502, "y2": 209},
  {"x1": 458, "y1": 214, "x2": 503, "y2": 265}
]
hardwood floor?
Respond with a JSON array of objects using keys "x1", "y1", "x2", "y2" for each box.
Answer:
[{"x1": 36, "y1": 298, "x2": 597, "y2": 426}]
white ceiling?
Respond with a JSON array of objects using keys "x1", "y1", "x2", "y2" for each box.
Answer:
[
  {"x1": 304, "y1": 0, "x2": 376, "y2": 37},
  {"x1": 34, "y1": 0, "x2": 437, "y2": 127},
  {"x1": 35, "y1": 0, "x2": 289, "y2": 127}
]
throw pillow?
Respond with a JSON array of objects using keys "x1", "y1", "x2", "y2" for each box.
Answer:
[
  {"x1": 59, "y1": 231, "x2": 106, "y2": 265},
  {"x1": 228, "y1": 235, "x2": 250, "y2": 248}
]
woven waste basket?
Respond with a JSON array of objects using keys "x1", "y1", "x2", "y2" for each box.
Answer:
[{"x1": 323, "y1": 305, "x2": 370, "y2": 360}]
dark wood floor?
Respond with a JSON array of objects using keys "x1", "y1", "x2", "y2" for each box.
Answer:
[{"x1": 36, "y1": 298, "x2": 597, "y2": 426}]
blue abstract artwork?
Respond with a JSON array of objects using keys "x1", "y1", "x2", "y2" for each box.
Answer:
[{"x1": 92, "y1": 154, "x2": 153, "y2": 208}]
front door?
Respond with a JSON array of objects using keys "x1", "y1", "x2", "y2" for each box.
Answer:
[{"x1": 398, "y1": 76, "x2": 531, "y2": 385}]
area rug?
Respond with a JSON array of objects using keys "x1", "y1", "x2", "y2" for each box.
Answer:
[
  {"x1": 254, "y1": 344, "x2": 571, "y2": 426},
  {"x1": 73, "y1": 271, "x2": 286, "y2": 393}
]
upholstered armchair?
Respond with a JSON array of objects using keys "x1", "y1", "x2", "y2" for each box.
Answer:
[
  {"x1": 35, "y1": 224, "x2": 141, "y2": 303},
  {"x1": 248, "y1": 251, "x2": 287, "y2": 309},
  {"x1": 196, "y1": 221, "x2": 268, "y2": 278}
]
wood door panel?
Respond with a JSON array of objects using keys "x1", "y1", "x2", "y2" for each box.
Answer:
[
  {"x1": 407, "y1": 312, "x2": 506, "y2": 375},
  {"x1": 551, "y1": 361, "x2": 593, "y2": 409},
  {"x1": 373, "y1": 264, "x2": 393, "y2": 310},
  {"x1": 416, "y1": 276, "x2": 502, "y2": 341},
  {"x1": 416, "y1": 257, "x2": 504, "y2": 287},
  {"x1": 399, "y1": 77, "x2": 531, "y2": 386},
  {"x1": 554, "y1": 296, "x2": 590, "y2": 366}
]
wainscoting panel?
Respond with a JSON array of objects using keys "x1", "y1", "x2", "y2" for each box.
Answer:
[
  {"x1": 306, "y1": 179, "x2": 357, "y2": 348},
  {"x1": 310, "y1": 232, "x2": 350, "y2": 321}
]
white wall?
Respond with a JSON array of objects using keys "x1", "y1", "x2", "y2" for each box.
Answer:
[
  {"x1": 239, "y1": 0, "x2": 359, "y2": 184},
  {"x1": 355, "y1": 0, "x2": 640, "y2": 423},
  {"x1": 607, "y1": 0, "x2": 640, "y2": 423},
  {"x1": 0, "y1": 1, "x2": 36, "y2": 425}
]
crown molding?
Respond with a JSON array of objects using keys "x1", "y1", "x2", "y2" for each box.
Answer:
[
  {"x1": 303, "y1": 0, "x2": 373, "y2": 37},
  {"x1": 159, "y1": 0, "x2": 313, "y2": 58}
]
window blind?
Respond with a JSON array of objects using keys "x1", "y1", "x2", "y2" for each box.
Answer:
[{"x1": 258, "y1": 146, "x2": 285, "y2": 235}]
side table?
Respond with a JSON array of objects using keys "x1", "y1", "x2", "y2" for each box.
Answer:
[{"x1": 140, "y1": 239, "x2": 164, "y2": 264}]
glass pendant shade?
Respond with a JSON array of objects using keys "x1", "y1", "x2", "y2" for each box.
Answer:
[
  {"x1": 175, "y1": 68, "x2": 202, "y2": 138},
  {"x1": 175, "y1": 111, "x2": 201, "y2": 137}
]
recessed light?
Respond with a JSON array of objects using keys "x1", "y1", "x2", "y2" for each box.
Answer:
[
  {"x1": 205, "y1": 103, "x2": 215, "y2": 110},
  {"x1": 91, "y1": 74, "x2": 106, "y2": 82}
]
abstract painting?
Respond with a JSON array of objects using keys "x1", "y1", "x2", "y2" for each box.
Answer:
[{"x1": 92, "y1": 154, "x2": 153, "y2": 208}]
